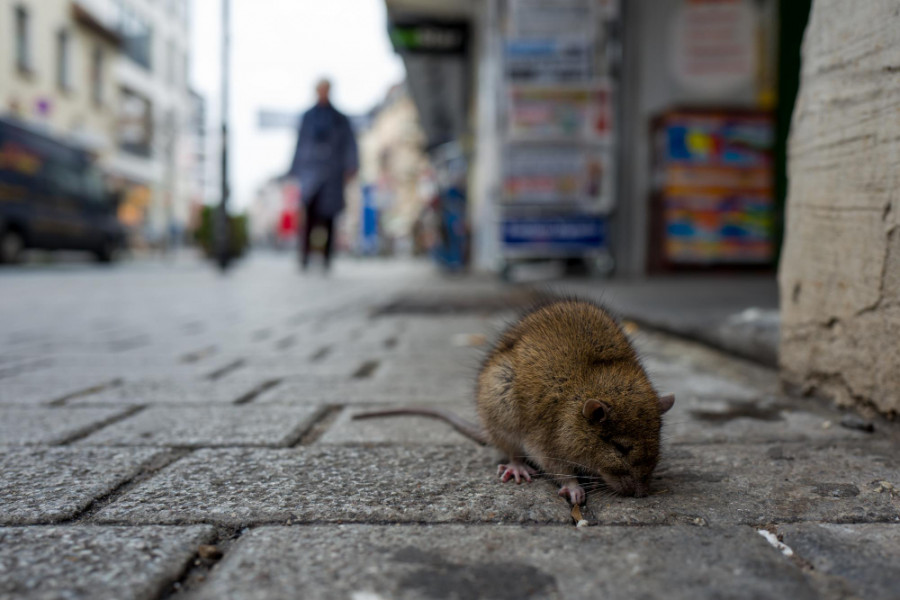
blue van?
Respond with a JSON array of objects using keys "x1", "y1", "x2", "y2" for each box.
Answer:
[{"x1": 0, "y1": 117, "x2": 125, "y2": 263}]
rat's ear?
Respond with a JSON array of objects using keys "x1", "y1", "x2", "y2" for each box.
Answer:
[
  {"x1": 658, "y1": 393, "x2": 675, "y2": 414},
  {"x1": 582, "y1": 399, "x2": 610, "y2": 424}
]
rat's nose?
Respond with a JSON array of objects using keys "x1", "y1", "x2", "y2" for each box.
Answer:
[
  {"x1": 632, "y1": 476, "x2": 652, "y2": 497},
  {"x1": 618, "y1": 476, "x2": 637, "y2": 496}
]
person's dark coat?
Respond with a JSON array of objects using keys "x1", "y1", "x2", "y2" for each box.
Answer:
[{"x1": 288, "y1": 102, "x2": 358, "y2": 219}]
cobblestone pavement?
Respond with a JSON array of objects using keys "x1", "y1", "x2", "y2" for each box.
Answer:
[{"x1": 1, "y1": 255, "x2": 898, "y2": 600}]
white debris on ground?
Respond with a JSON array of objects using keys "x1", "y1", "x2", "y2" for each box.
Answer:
[{"x1": 757, "y1": 529, "x2": 794, "y2": 557}]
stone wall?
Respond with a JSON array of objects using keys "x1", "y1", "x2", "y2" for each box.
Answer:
[{"x1": 779, "y1": 0, "x2": 900, "y2": 417}]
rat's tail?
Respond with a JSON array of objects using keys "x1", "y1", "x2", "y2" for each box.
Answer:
[{"x1": 352, "y1": 407, "x2": 489, "y2": 446}]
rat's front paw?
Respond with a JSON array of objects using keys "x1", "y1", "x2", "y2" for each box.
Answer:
[
  {"x1": 497, "y1": 462, "x2": 537, "y2": 484},
  {"x1": 558, "y1": 483, "x2": 585, "y2": 505}
]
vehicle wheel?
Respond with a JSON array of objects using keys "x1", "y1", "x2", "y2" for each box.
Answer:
[
  {"x1": 0, "y1": 229, "x2": 24, "y2": 264},
  {"x1": 94, "y1": 238, "x2": 117, "y2": 264}
]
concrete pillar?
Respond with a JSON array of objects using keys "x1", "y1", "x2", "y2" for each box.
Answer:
[{"x1": 778, "y1": 0, "x2": 900, "y2": 417}]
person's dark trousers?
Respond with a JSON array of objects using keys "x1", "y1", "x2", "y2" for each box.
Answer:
[{"x1": 300, "y1": 191, "x2": 335, "y2": 271}]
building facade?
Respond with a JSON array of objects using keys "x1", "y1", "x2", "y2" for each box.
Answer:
[
  {"x1": 0, "y1": 0, "x2": 199, "y2": 246},
  {"x1": 0, "y1": 0, "x2": 121, "y2": 156}
]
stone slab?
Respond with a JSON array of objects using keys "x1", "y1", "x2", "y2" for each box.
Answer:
[
  {"x1": 0, "y1": 525, "x2": 215, "y2": 600},
  {"x1": 237, "y1": 360, "x2": 362, "y2": 379},
  {"x1": 254, "y1": 378, "x2": 474, "y2": 405},
  {"x1": 77, "y1": 405, "x2": 323, "y2": 447},
  {"x1": 96, "y1": 446, "x2": 571, "y2": 526},
  {"x1": 636, "y1": 331, "x2": 779, "y2": 393},
  {"x1": 68, "y1": 378, "x2": 271, "y2": 405},
  {"x1": 319, "y1": 404, "x2": 481, "y2": 445},
  {"x1": 0, "y1": 407, "x2": 131, "y2": 445},
  {"x1": 0, "y1": 377, "x2": 120, "y2": 406},
  {"x1": 662, "y1": 392, "x2": 882, "y2": 445},
  {"x1": 638, "y1": 352, "x2": 872, "y2": 445},
  {"x1": 582, "y1": 441, "x2": 900, "y2": 526},
  {"x1": 192, "y1": 525, "x2": 818, "y2": 600},
  {"x1": 643, "y1": 359, "x2": 765, "y2": 402},
  {"x1": 0, "y1": 447, "x2": 164, "y2": 524},
  {"x1": 779, "y1": 523, "x2": 900, "y2": 600}
]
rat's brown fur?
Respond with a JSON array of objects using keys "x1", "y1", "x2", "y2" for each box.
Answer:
[{"x1": 477, "y1": 298, "x2": 667, "y2": 500}]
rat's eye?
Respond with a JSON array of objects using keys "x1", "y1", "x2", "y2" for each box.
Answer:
[{"x1": 610, "y1": 441, "x2": 633, "y2": 457}]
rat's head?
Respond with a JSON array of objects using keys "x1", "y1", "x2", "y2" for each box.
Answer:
[
  {"x1": 519, "y1": 349, "x2": 676, "y2": 497},
  {"x1": 572, "y1": 389, "x2": 675, "y2": 497}
]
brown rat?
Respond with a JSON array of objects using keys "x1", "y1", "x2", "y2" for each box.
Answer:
[{"x1": 354, "y1": 298, "x2": 674, "y2": 504}]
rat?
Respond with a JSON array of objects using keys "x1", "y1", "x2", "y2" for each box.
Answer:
[{"x1": 353, "y1": 298, "x2": 674, "y2": 505}]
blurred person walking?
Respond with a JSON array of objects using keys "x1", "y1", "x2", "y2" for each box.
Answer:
[{"x1": 288, "y1": 78, "x2": 359, "y2": 272}]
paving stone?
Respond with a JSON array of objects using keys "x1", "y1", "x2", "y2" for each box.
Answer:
[
  {"x1": 0, "y1": 357, "x2": 50, "y2": 380},
  {"x1": 632, "y1": 354, "x2": 871, "y2": 445},
  {"x1": 77, "y1": 405, "x2": 323, "y2": 447},
  {"x1": 0, "y1": 525, "x2": 215, "y2": 600},
  {"x1": 320, "y1": 404, "x2": 481, "y2": 445},
  {"x1": 67, "y1": 378, "x2": 271, "y2": 405},
  {"x1": 374, "y1": 355, "x2": 482, "y2": 385},
  {"x1": 645, "y1": 361, "x2": 764, "y2": 402},
  {"x1": 0, "y1": 407, "x2": 131, "y2": 445},
  {"x1": 192, "y1": 525, "x2": 818, "y2": 600},
  {"x1": 239, "y1": 358, "x2": 360, "y2": 379},
  {"x1": 0, "y1": 376, "x2": 120, "y2": 406},
  {"x1": 778, "y1": 523, "x2": 900, "y2": 600},
  {"x1": 96, "y1": 446, "x2": 570, "y2": 525},
  {"x1": 582, "y1": 441, "x2": 900, "y2": 526},
  {"x1": 0, "y1": 447, "x2": 165, "y2": 524},
  {"x1": 254, "y1": 378, "x2": 474, "y2": 405},
  {"x1": 637, "y1": 332, "x2": 780, "y2": 393},
  {"x1": 663, "y1": 396, "x2": 881, "y2": 445}
]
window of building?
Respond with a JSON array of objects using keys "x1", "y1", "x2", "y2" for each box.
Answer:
[
  {"x1": 91, "y1": 46, "x2": 104, "y2": 106},
  {"x1": 167, "y1": 39, "x2": 177, "y2": 87},
  {"x1": 182, "y1": 50, "x2": 189, "y2": 90},
  {"x1": 118, "y1": 87, "x2": 153, "y2": 157},
  {"x1": 117, "y1": 3, "x2": 153, "y2": 70},
  {"x1": 57, "y1": 30, "x2": 72, "y2": 91},
  {"x1": 15, "y1": 5, "x2": 32, "y2": 73}
]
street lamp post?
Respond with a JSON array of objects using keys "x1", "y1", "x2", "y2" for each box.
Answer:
[{"x1": 216, "y1": 0, "x2": 231, "y2": 271}]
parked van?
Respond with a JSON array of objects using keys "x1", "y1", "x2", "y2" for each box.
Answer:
[{"x1": 0, "y1": 117, "x2": 125, "y2": 263}]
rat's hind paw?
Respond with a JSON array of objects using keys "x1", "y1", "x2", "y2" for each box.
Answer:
[
  {"x1": 558, "y1": 484, "x2": 585, "y2": 505},
  {"x1": 497, "y1": 462, "x2": 537, "y2": 484}
]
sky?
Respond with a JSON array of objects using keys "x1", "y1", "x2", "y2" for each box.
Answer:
[{"x1": 190, "y1": 0, "x2": 406, "y2": 209}]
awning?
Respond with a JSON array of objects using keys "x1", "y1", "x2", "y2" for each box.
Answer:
[{"x1": 385, "y1": 1, "x2": 475, "y2": 152}]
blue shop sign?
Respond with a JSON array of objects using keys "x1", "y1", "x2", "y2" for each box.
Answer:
[{"x1": 502, "y1": 216, "x2": 607, "y2": 250}]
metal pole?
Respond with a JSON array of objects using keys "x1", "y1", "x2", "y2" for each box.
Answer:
[{"x1": 216, "y1": 0, "x2": 231, "y2": 270}]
